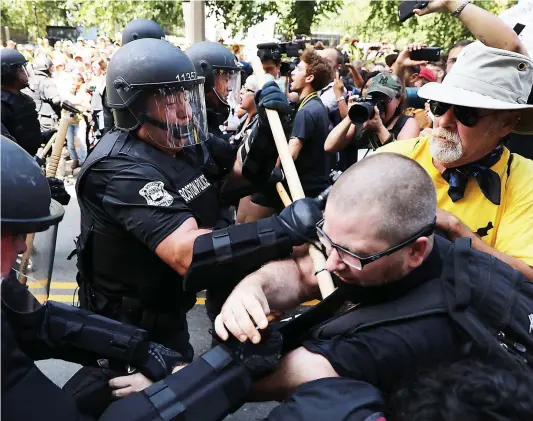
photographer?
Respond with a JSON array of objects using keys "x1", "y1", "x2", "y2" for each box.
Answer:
[{"x1": 324, "y1": 72, "x2": 420, "y2": 168}]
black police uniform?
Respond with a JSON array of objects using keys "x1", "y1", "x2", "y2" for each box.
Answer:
[
  {"x1": 1, "y1": 89, "x2": 43, "y2": 155},
  {"x1": 25, "y1": 70, "x2": 62, "y2": 130},
  {"x1": 76, "y1": 130, "x2": 222, "y2": 356}
]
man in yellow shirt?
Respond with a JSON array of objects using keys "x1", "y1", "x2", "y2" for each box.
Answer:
[{"x1": 379, "y1": 41, "x2": 533, "y2": 280}]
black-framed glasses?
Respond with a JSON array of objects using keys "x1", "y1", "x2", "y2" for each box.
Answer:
[
  {"x1": 316, "y1": 218, "x2": 436, "y2": 270},
  {"x1": 429, "y1": 100, "x2": 494, "y2": 128}
]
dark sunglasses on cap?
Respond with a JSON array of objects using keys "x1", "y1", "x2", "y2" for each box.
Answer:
[
  {"x1": 429, "y1": 100, "x2": 495, "y2": 127},
  {"x1": 316, "y1": 218, "x2": 436, "y2": 271}
]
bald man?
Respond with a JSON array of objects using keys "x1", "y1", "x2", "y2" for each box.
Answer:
[
  {"x1": 317, "y1": 47, "x2": 348, "y2": 123},
  {"x1": 214, "y1": 152, "x2": 526, "y2": 406}
]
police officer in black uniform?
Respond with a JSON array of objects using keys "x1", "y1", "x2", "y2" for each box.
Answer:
[
  {"x1": 75, "y1": 37, "x2": 321, "y2": 359},
  {"x1": 100, "y1": 18, "x2": 167, "y2": 136},
  {"x1": 186, "y1": 41, "x2": 241, "y2": 140},
  {"x1": 0, "y1": 135, "x2": 187, "y2": 421},
  {"x1": 25, "y1": 54, "x2": 63, "y2": 131},
  {"x1": 1, "y1": 48, "x2": 44, "y2": 155}
]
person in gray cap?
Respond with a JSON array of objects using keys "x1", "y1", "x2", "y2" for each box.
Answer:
[{"x1": 379, "y1": 41, "x2": 533, "y2": 281}]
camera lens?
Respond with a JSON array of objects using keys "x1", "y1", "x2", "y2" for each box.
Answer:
[{"x1": 348, "y1": 101, "x2": 375, "y2": 124}]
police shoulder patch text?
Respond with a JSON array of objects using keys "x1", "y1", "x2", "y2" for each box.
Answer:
[
  {"x1": 139, "y1": 181, "x2": 174, "y2": 207},
  {"x1": 178, "y1": 174, "x2": 211, "y2": 203}
]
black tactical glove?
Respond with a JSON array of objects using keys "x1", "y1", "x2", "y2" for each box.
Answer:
[
  {"x1": 255, "y1": 81, "x2": 291, "y2": 127},
  {"x1": 276, "y1": 197, "x2": 323, "y2": 246},
  {"x1": 139, "y1": 342, "x2": 186, "y2": 382},
  {"x1": 219, "y1": 327, "x2": 283, "y2": 380},
  {"x1": 47, "y1": 177, "x2": 71, "y2": 206}
]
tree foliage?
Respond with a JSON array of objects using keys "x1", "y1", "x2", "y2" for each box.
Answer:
[
  {"x1": 315, "y1": 0, "x2": 517, "y2": 51},
  {"x1": 206, "y1": 0, "x2": 343, "y2": 38},
  {"x1": 1, "y1": 0, "x2": 183, "y2": 41}
]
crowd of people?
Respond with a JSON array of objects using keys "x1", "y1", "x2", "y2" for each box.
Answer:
[{"x1": 2, "y1": 0, "x2": 533, "y2": 420}]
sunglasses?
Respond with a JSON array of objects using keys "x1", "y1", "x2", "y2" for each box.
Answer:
[
  {"x1": 429, "y1": 100, "x2": 494, "y2": 127},
  {"x1": 316, "y1": 218, "x2": 436, "y2": 271}
]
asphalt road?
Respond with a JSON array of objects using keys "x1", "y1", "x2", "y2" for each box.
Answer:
[{"x1": 34, "y1": 179, "x2": 279, "y2": 420}]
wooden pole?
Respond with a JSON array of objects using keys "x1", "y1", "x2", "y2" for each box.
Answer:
[{"x1": 252, "y1": 59, "x2": 335, "y2": 298}]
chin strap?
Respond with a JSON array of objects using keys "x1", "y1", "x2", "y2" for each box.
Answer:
[{"x1": 140, "y1": 114, "x2": 191, "y2": 139}]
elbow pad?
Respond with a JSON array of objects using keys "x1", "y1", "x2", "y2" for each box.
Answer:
[
  {"x1": 183, "y1": 216, "x2": 293, "y2": 292},
  {"x1": 44, "y1": 301, "x2": 149, "y2": 365}
]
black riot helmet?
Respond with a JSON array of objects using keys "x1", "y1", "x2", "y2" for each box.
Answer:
[
  {"x1": 1, "y1": 136, "x2": 64, "y2": 235},
  {"x1": 1, "y1": 48, "x2": 29, "y2": 86},
  {"x1": 1, "y1": 136, "x2": 64, "y2": 300},
  {"x1": 33, "y1": 54, "x2": 53, "y2": 73},
  {"x1": 186, "y1": 41, "x2": 241, "y2": 108},
  {"x1": 106, "y1": 38, "x2": 208, "y2": 149},
  {"x1": 122, "y1": 19, "x2": 166, "y2": 45}
]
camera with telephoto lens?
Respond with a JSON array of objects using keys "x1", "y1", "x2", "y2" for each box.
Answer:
[
  {"x1": 348, "y1": 95, "x2": 386, "y2": 124},
  {"x1": 257, "y1": 41, "x2": 305, "y2": 61}
]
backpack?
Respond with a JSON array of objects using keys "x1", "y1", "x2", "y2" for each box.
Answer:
[
  {"x1": 443, "y1": 237, "x2": 533, "y2": 369},
  {"x1": 280, "y1": 237, "x2": 533, "y2": 370}
]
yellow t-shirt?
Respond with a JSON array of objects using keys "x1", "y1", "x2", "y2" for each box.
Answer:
[{"x1": 378, "y1": 137, "x2": 533, "y2": 266}]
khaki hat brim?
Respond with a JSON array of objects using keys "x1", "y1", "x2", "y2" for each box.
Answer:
[{"x1": 419, "y1": 82, "x2": 533, "y2": 134}]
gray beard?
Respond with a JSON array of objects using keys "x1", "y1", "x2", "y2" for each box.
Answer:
[{"x1": 429, "y1": 129, "x2": 463, "y2": 164}]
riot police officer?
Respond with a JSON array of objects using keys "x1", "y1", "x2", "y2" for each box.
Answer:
[
  {"x1": 75, "y1": 38, "x2": 321, "y2": 358},
  {"x1": 25, "y1": 54, "x2": 63, "y2": 131},
  {"x1": 100, "y1": 18, "x2": 167, "y2": 136},
  {"x1": 186, "y1": 41, "x2": 242, "y2": 139},
  {"x1": 0, "y1": 135, "x2": 186, "y2": 421},
  {"x1": 1, "y1": 48, "x2": 44, "y2": 155}
]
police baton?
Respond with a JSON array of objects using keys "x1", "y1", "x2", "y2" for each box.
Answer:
[{"x1": 252, "y1": 59, "x2": 335, "y2": 298}]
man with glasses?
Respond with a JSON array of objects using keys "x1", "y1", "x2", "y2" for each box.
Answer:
[
  {"x1": 213, "y1": 153, "x2": 477, "y2": 405},
  {"x1": 379, "y1": 42, "x2": 533, "y2": 281}
]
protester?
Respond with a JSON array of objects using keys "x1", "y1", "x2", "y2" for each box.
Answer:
[
  {"x1": 243, "y1": 48, "x2": 332, "y2": 222},
  {"x1": 317, "y1": 47, "x2": 349, "y2": 124},
  {"x1": 214, "y1": 152, "x2": 533, "y2": 409}
]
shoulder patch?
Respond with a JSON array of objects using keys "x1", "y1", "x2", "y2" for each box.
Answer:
[{"x1": 139, "y1": 181, "x2": 174, "y2": 207}]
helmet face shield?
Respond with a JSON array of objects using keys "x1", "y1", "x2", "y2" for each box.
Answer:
[
  {"x1": 2, "y1": 223, "x2": 60, "y2": 306},
  {"x1": 214, "y1": 69, "x2": 241, "y2": 108},
  {"x1": 134, "y1": 83, "x2": 208, "y2": 151}
]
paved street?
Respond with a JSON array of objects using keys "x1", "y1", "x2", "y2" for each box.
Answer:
[{"x1": 35, "y1": 179, "x2": 279, "y2": 420}]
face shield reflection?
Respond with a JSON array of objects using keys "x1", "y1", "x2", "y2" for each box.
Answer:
[
  {"x1": 140, "y1": 85, "x2": 208, "y2": 151},
  {"x1": 3, "y1": 224, "x2": 60, "y2": 306},
  {"x1": 214, "y1": 69, "x2": 241, "y2": 108}
]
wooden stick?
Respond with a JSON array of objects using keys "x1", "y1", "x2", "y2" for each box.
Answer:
[
  {"x1": 252, "y1": 59, "x2": 335, "y2": 298},
  {"x1": 46, "y1": 110, "x2": 71, "y2": 178},
  {"x1": 39, "y1": 132, "x2": 57, "y2": 159},
  {"x1": 17, "y1": 233, "x2": 35, "y2": 285},
  {"x1": 276, "y1": 182, "x2": 292, "y2": 207}
]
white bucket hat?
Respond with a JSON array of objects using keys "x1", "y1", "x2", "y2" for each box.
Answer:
[{"x1": 418, "y1": 41, "x2": 533, "y2": 134}]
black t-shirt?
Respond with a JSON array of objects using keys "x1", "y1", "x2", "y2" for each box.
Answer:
[
  {"x1": 302, "y1": 239, "x2": 461, "y2": 394},
  {"x1": 290, "y1": 96, "x2": 331, "y2": 196},
  {"x1": 77, "y1": 132, "x2": 221, "y2": 351}
]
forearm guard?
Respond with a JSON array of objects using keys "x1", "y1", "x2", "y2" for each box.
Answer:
[
  {"x1": 183, "y1": 216, "x2": 293, "y2": 292},
  {"x1": 100, "y1": 345, "x2": 252, "y2": 421},
  {"x1": 43, "y1": 301, "x2": 150, "y2": 366}
]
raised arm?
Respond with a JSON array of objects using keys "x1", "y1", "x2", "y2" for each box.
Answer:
[{"x1": 415, "y1": 0, "x2": 528, "y2": 56}]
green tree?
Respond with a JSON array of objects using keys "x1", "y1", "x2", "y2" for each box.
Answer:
[
  {"x1": 314, "y1": 0, "x2": 517, "y2": 51},
  {"x1": 1, "y1": 0, "x2": 184, "y2": 41},
  {"x1": 1, "y1": 0, "x2": 68, "y2": 40},
  {"x1": 64, "y1": 0, "x2": 184, "y2": 37},
  {"x1": 206, "y1": 0, "x2": 343, "y2": 38}
]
